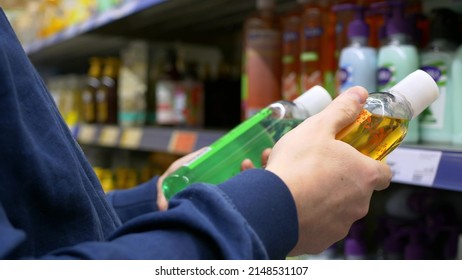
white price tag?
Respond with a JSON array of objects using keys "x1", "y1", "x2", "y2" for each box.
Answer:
[{"x1": 386, "y1": 147, "x2": 442, "y2": 186}]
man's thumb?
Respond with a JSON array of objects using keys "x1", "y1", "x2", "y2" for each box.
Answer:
[{"x1": 319, "y1": 86, "x2": 368, "y2": 136}]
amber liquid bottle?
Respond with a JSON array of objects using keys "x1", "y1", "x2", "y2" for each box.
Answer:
[
  {"x1": 81, "y1": 57, "x2": 103, "y2": 123},
  {"x1": 96, "y1": 57, "x2": 120, "y2": 124},
  {"x1": 336, "y1": 70, "x2": 439, "y2": 160}
]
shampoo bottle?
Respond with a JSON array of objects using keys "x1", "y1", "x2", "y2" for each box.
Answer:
[
  {"x1": 374, "y1": 0, "x2": 420, "y2": 143},
  {"x1": 299, "y1": 0, "x2": 330, "y2": 93},
  {"x1": 163, "y1": 86, "x2": 332, "y2": 199},
  {"x1": 241, "y1": 0, "x2": 282, "y2": 119},
  {"x1": 335, "y1": 3, "x2": 377, "y2": 93},
  {"x1": 337, "y1": 70, "x2": 438, "y2": 160},
  {"x1": 281, "y1": 0, "x2": 307, "y2": 101},
  {"x1": 420, "y1": 8, "x2": 459, "y2": 144}
]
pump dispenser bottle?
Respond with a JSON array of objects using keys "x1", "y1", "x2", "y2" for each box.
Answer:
[
  {"x1": 163, "y1": 86, "x2": 332, "y2": 199},
  {"x1": 337, "y1": 70, "x2": 439, "y2": 161},
  {"x1": 374, "y1": 1, "x2": 420, "y2": 143},
  {"x1": 334, "y1": 3, "x2": 377, "y2": 94},
  {"x1": 420, "y1": 8, "x2": 459, "y2": 144}
]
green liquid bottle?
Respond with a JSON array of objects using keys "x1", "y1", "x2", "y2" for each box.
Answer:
[{"x1": 163, "y1": 85, "x2": 332, "y2": 199}]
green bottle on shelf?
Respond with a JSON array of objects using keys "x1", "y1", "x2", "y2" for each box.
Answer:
[{"x1": 162, "y1": 85, "x2": 332, "y2": 199}]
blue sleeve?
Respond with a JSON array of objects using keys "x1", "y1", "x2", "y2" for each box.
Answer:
[
  {"x1": 1, "y1": 169, "x2": 298, "y2": 260},
  {"x1": 56, "y1": 169, "x2": 297, "y2": 260},
  {"x1": 106, "y1": 177, "x2": 160, "y2": 223}
]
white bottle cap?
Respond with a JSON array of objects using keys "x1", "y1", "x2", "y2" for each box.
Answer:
[
  {"x1": 389, "y1": 70, "x2": 439, "y2": 119},
  {"x1": 293, "y1": 85, "x2": 332, "y2": 116}
]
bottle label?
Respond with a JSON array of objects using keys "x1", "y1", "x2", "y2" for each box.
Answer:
[
  {"x1": 156, "y1": 80, "x2": 176, "y2": 124},
  {"x1": 339, "y1": 65, "x2": 351, "y2": 92},
  {"x1": 377, "y1": 66, "x2": 395, "y2": 90},
  {"x1": 421, "y1": 65, "x2": 445, "y2": 87},
  {"x1": 303, "y1": 27, "x2": 323, "y2": 39},
  {"x1": 420, "y1": 63, "x2": 448, "y2": 129},
  {"x1": 283, "y1": 31, "x2": 299, "y2": 43}
]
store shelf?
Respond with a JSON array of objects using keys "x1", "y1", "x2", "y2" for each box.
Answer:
[
  {"x1": 72, "y1": 123, "x2": 462, "y2": 192},
  {"x1": 25, "y1": 0, "x2": 295, "y2": 70},
  {"x1": 73, "y1": 123, "x2": 225, "y2": 155},
  {"x1": 24, "y1": 0, "x2": 166, "y2": 55},
  {"x1": 387, "y1": 144, "x2": 462, "y2": 192}
]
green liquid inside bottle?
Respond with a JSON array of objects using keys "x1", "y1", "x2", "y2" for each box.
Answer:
[
  {"x1": 162, "y1": 85, "x2": 332, "y2": 199},
  {"x1": 162, "y1": 107, "x2": 303, "y2": 199}
]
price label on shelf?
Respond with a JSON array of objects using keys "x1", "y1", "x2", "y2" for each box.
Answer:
[
  {"x1": 386, "y1": 147, "x2": 442, "y2": 187},
  {"x1": 98, "y1": 126, "x2": 120, "y2": 147},
  {"x1": 169, "y1": 131, "x2": 197, "y2": 154},
  {"x1": 77, "y1": 124, "x2": 97, "y2": 144},
  {"x1": 120, "y1": 127, "x2": 143, "y2": 149}
]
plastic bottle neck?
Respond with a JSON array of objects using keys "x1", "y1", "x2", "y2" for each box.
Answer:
[
  {"x1": 426, "y1": 39, "x2": 457, "y2": 53},
  {"x1": 387, "y1": 33, "x2": 413, "y2": 46},
  {"x1": 349, "y1": 36, "x2": 369, "y2": 48},
  {"x1": 388, "y1": 90, "x2": 414, "y2": 120}
]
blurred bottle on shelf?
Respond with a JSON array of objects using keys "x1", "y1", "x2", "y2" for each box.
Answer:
[
  {"x1": 299, "y1": 0, "x2": 335, "y2": 97},
  {"x1": 374, "y1": 0, "x2": 420, "y2": 143},
  {"x1": 241, "y1": 0, "x2": 282, "y2": 119},
  {"x1": 118, "y1": 41, "x2": 149, "y2": 126},
  {"x1": 96, "y1": 57, "x2": 120, "y2": 124},
  {"x1": 420, "y1": 8, "x2": 459, "y2": 144},
  {"x1": 280, "y1": 0, "x2": 308, "y2": 101},
  {"x1": 82, "y1": 57, "x2": 103, "y2": 124},
  {"x1": 335, "y1": 3, "x2": 377, "y2": 94},
  {"x1": 183, "y1": 61, "x2": 204, "y2": 127},
  {"x1": 155, "y1": 48, "x2": 182, "y2": 126}
]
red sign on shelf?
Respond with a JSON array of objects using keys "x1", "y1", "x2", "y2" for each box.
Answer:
[{"x1": 169, "y1": 131, "x2": 197, "y2": 154}]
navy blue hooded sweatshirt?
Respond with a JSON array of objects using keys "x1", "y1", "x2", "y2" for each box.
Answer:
[{"x1": 0, "y1": 9, "x2": 298, "y2": 260}]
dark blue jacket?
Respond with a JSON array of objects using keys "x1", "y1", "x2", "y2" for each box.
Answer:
[{"x1": 0, "y1": 9, "x2": 298, "y2": 260}]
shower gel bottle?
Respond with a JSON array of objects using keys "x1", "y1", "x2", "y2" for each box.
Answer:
[
  {"x1": 374, "y1": 1, "x2": 420, "y2": 143},
  {"x1": 337, "y1": 70, "x2": 439, "y2": 161},
  {"x1": 163, "y1": 86, "x2": 332, "y2": 199}
]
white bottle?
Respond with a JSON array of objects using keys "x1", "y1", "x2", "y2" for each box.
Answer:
[
  {"x1": 375, "y1": 1, "x2": 420, "y2": 143},
  {"x1": 420, "y1": 8, "x2": 459, "y2": 144},
  {"x1": 336, "y1": 4, "x2": 377, "y2": 93}
]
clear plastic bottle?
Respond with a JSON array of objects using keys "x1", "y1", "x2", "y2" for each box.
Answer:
[
  {"x1": 163, "y1": 86, "x2": 332, "y2": 199},
  {"x1": 337, "y1": 70, "x2": 439, "y2": 161}
]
